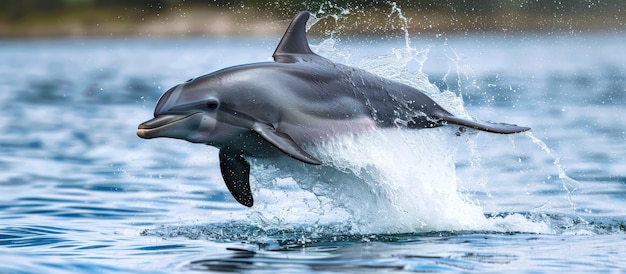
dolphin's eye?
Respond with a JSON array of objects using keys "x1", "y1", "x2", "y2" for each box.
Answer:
[{"x1": 206, "y1": 99, "x2": 220, "y2": 111}]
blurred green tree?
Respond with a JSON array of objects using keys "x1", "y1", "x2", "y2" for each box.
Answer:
[{"x1": 0, "y1": 0, "x2": 66, "y2": 20}]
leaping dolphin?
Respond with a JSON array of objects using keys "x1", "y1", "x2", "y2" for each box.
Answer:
[{"x1": 137, "y1": 11, "x2": 530, "y2": 207}]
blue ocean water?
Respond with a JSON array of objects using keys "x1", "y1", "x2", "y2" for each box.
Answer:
[{"x1": 1, "y1": 31, "x2": 625, "y2": 272}]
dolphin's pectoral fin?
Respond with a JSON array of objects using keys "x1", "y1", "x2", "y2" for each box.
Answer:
[
  {"x1": 440, "y1": 115, "x2": 530, "y2": 134},
  {"x1": 252, "y1": 123, "x2": 322, "y2": 165},
  {"x1": 219, "y1": 149, "x2": 253, "y2": 207}
]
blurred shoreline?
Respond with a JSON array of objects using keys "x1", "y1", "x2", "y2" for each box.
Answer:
[{"x1": 0, "y1": 5, "x2": 624, "y2": 38}]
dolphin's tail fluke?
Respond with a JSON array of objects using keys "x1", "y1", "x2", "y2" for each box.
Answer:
[{"x1": 441, "y1": 116, "x2": 530, "y2": 134}]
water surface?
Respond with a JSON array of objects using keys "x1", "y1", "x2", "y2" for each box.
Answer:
[{"x1": 1, "y1": 32, "x2": 625, "y2": 273}]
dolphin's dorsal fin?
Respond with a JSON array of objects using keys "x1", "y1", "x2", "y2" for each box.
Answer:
[{"x1": 273, "y1": 11, "x2": 318, "y2": 63}]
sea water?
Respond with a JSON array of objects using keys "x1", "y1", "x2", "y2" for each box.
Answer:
[{"x1": 1, "y1": 26, "x2": 625, "y2": 273}]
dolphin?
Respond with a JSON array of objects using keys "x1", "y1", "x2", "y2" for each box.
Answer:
[{"x1": 137, "y1": 11, "x2": 529, "y2": 207}]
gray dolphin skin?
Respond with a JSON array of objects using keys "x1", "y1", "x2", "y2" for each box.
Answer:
[{"x1": 137, "y1": 11, "x2": 530, "y2": 207}]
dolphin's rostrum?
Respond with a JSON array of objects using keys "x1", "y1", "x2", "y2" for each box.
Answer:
[{"x1": 137, "y1": 11, "x2": 530, "y2": 207}]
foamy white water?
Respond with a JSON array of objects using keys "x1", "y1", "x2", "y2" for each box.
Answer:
[{"x1": 239, "y1": 18, "x2": 554, "y2": 234}]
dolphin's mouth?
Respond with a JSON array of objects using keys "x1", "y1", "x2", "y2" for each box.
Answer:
[{"x1": 137, "y1": 112, "x2": 203, "y2": 139}]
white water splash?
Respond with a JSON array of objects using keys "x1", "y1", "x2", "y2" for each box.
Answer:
[
  {"x1": 243, "y1": 6, "x2": 556, "y2": 235},
  {"x1": 525, "y1": 131, "x2": 582, "y2": 209},
  {"x1": 388, "y1": 2, "x2": 412, "y2": 50},
  {"x1": 247, "y1": 126, "x2": 551, "y2": 234}
]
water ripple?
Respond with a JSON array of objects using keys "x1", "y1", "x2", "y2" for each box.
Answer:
[{"x1": 1, "y1": 35, "x2": 625, "y2": 273}]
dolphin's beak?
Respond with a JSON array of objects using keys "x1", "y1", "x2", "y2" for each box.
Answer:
[{"x1": 137, "y1": 113, "x2": 204, "y2": 139}]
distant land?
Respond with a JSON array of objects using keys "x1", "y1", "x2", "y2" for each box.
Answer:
[{"x1": 0, "y1": 1, "x2": 624, "y2": 38}]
